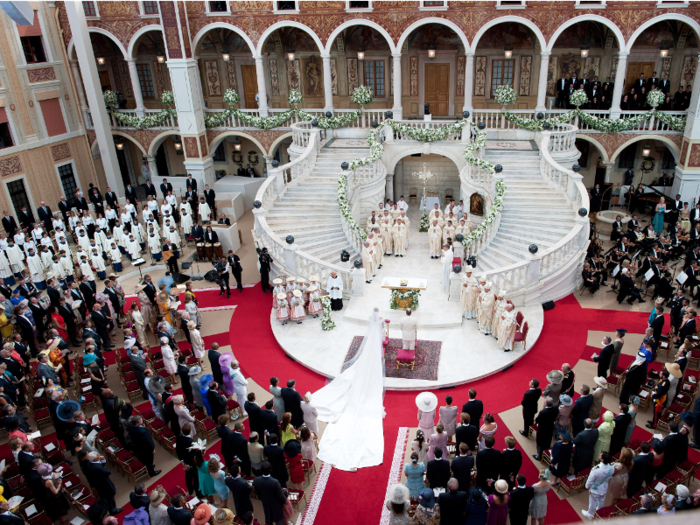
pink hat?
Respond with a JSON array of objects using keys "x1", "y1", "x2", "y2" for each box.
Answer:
[{"x1": 219, "y1": 353, "x2": 234, "y2": 369}]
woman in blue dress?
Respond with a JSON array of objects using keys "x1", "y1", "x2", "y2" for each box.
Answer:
[
  {"x1": 403, "y1": 452, "x2": 425, "y2": 498},
  {"x1": 208, "y1": 456, "x2": 230, "y2": 508},
  {"x1": 653, "y1": 196, "x2": 666, "y2": 234}
]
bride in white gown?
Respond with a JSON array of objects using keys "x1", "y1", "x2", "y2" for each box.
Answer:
[{"x1": 312, "y1": 308, "x2": 385, "y2": 471}]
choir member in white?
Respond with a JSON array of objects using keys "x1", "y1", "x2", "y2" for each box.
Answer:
[
  {"x1": 79, "y1": 255, "x2": 95, "y2": 284},
  {"x1": 460, "y1": 267, "x2": 479, "y2": 319},
  {"x1": 91, "y1": 248, "x2": 107, "y2": 280},
  {"x1": 440, "y1": 244, "x2": 454, "y2": 293},
  {"x1": 125, "y1": 234, "x2": 141, "y2": 260},
  {"x1": 6, "y1": 240, "x2": 26, "y2": 277},
  {"x1": 0, "y1": 250, "x2": 14, "y2": 285},
  {"x1": 198, "y1": 197, "x2": 211, "y2": 223},
  {"x1": 26, "y1": 248, "x2": 46, "y2": 289},
  {"x1": 326, "y1": 271, "x2": 344, "y2": 311},
  {"x1": 109, "y1": 242, "x2": 123, "y2": 272},
  {"x1": 181, "y1": 208, "x2": 193, "y2": 238},
  {"x1": 59, "y1": 250, "x2": 74, "y2": 283}
]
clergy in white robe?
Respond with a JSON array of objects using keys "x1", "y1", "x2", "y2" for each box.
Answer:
[
  {"x1": 326, "y1": 271, "x2": 344, "y2": 311},
  {"x1": 440, "y1": 244, "x2": 454, "y2": 293},
  {"x1": 361, "y1": 242, "x2": 375, "y2": 282},
  {"x1": 392, "y1": 221, "x2": 407, "y2": 256},
  {"x1": 461, "y1": 269, "x2": 479, "y2": 319},
  {"x1": 429, "y1": 204, "x2": 441, "y2": 221},
  {"x1": 22, "y1": 240, "x2": 36, "y2": 257},
  {"x1": 428, "y1": 221, "x2": 443, "y2": 258},
  {"x1": 59, "y1": 254, "x2": 74, "y2": 282},
  {"x1": 400, "y1": 309, "x2": 418, "y2": 350},
  {"x1": 368, "y1": 232, "x2": 382, "y2": 269},
  {"x1": 497, "y1": 304, "x2": 518, "y2": 351},
  {"x1": 381, "y1": 220, "x2": 393, "y2": 254},
  {"x1": 133, "y1": 223, "x2": 147, "y2": 248},
  {"x1": 0, "y1": 251, "x2": 13, "y2": 282},
  {"x1": 390, "y1": 205, "x2": 401, "y2": 220},
  {"x1": 442, "y1": 221, "x2": 456, "y2": 245},
  {"x1": 26, "y1": 249, "x2": 44, "y2": 283},
  {"x1": 51, "y1": 258, "x2": 66, "y2": 284},
  {"x1": 381, "y1": 211, "x2": 394, "y2": 226},
  {"x1": 40, "y1": 248, "x2": 53, "y2": 272},
  {"x1": 147, "y1": 219, "x2": 160, "y2": 235},
  {"x1": 91, "y1": 250, "x2": 107, "y2": 280},
  {"x1": 491, "y1": 291, "x2": 507, "y2": 340},
  {"x1": 455, "y1": 219, "x2": 471, "y2": 238},
  {"x1": 372, "y1": 228, "x2": 384, "y2": 268},
  {"x1": 79, "y1": 257, "x2": 94, "y2": 282},
  {"x1": 477, "y1": 283, "x2": 496, "y2": 334},
  {"x1": 148, "y1": 233, "x2": 162, "y2": 261},
  {"x1": 399, "y1": 211, "x2": 411, "y2": 231},
  {"x1": 199, "y1": 200, "x2": 211, "y2": 223},
  {"x1": 397, "y1": 198, "x2": 409, "y2": 212}
]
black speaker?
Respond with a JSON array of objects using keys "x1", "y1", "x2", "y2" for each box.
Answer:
[
  {"x1": 542, "y1": 300, "x2": 555, "y2": 311},
  {"x1": 174, "y1": 273, "x2": 191, "y2": 284}
]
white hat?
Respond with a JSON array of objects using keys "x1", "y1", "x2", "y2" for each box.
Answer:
[
  {"x1": 273, "y1": 278, "x2": 283, "y2": 285},
  {"x1": 293, "y1": 289, "x2": 302, "y2": 297},
  {"x1": 415, "y1": 392, "x2": 438, "y2": 413},
  {"x1": 478, "y1": 276, "x2": 486, "y2": 283},
  {"x1": 485, "y1": 281, "x2": 493, "y2": 289},
  {"x1": 308, "y1": 285, "x2": 317, "y2": 292},
  {"x1": 287, "y1": 276, "x2": 296, "y2": 281},
  {"x1": 499, "y1": 289, "x2": 507, "y2": 297},
  {"x1": 594, "y1": 376, "x2": 608, "y2": 388},
  {"x1": 276, "y1": 293, "x2": 286, "y2": 300},
  {"x1": 297, "y1": 277, "x2": 307, "y2": 284}
]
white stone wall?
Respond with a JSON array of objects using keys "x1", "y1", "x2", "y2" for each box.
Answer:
[{"x1": 398, "y1": 154, "x2": 461, "y2": 204}]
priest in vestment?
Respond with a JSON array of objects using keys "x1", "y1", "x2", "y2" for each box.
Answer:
[
  {"x1": 428, "y1": 221, "x2": 442, "y2": 259},
  {"x1": 326, "y1": 271, "x2": 344, "y2": 311},
  {"x1": 498, "y1": 303, "x2": 518, "y2": 352},
  {"x1": 477, "y1": 282, "x2": 496, "y2": 334},
  {"x1": 372, "y1": 228, "x2": 384, "y2": 268},
  {"x1": 392, "y1": 220, "x2": 407, "y2": 256},
  {"x1": 442, "y1": 220, "x2": 456, "y2": 245},
  {"x1": 440, "y1": 244, "x2": 454, "y2": 293},
  {"x1": 361, "y1": 241, "x2": 375, "y2": 282},
  {"x1": 461, "y1": 268, "x2": 479, "y2": 319},
  {"x1": 491, "y1": 290, "x2": 507, "y2": 340},
  {"x1": 381, "y1": 219, "x2": 393, "y2": 255}
]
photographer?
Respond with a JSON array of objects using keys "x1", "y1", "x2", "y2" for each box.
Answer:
[
  {"x1": 215, "y1": 256, "x2": 230, "y2": 298},
  {"x1": 258, "y1": 247, "x2": 273, "y2": 294}
]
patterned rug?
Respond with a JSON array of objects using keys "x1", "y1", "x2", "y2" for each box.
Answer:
[{"x1": 341, "y1": 337, "x2": 442, "y2": 380}]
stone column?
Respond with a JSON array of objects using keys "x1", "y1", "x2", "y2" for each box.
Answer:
[
  {"x1": 322, "y1": 54, "x2": 333, "y2": 113},
  {"x1": 69, "y1": 60, "x2": 88, "y2": 111},
  {"x1": 386, "y1": 172, "x2": 394, "y2": 202},
  {"x1": 682, "y1": 54, "x2": 700, "y2": 140},
  {"x1": 254, "y1": 56, "x2": 269, "y2": 117},
  {"x1": 126, "y1": 58, "x2": 145, "y2": 115},
  {"x1": 392, "y1": 54, "x2": 403, "y2": 120},
  {"x1": 603, "y1": 161, "x2": 614, "y2": 183},
  {"x1": 535, "y1": 52, "x2": 551, "y2": 112},
  {"x1": 64, "y1": 1, "x2": 122, "y2": 195},
  {"x1": 610, "y1": 52, "x2": 629, "y2": 118},
  {"x1": 394, "y1": 162, "x2": 404, "y2": 201},
  {"x1": 464, "y1": 53, "x2": 474, "y2": 114},
  {"x1": 146, "y1": 155, "x2": 158, "y2": 180}
]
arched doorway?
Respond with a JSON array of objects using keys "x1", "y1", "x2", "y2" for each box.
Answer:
[{"x1": 392, "y1": 153, "x2": 462, "y2": 211}]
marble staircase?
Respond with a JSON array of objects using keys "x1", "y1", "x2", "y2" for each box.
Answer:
[
  {"x1": 266, "y1": 145, "x2": 370, "y2": 266},
  {"x1": 474, "y1": 147, "x2": 577, "y2": 273}
]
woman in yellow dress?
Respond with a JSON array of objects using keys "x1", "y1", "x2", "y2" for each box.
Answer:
[
  {"x1": 156, "y1": 291, "x2": 173, "y2": 325},
  {"x1": 47, "y1": 339, "x2": 69, "y2": 386},
  {"x1": 0, "y1": 308, "x2": 13, "y2": 342}
]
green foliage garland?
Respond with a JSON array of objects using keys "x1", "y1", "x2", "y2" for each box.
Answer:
[
  {"x1": 320, "y1": 296, "x2": 335, "y2": 331},
  {"x1": 103, "y1": 90, "x2": 176, "y2": 130},
  {"x1": 337, "y1": 172, "x2": 368, "y2": 242},
  {"x1": 390, "y1": 289, "x2": 421, "y2": 310},
  {"x1": 386, "y1": 120, "x2": 469, "y2": 142},
  {"x1": 503, "y1": 108, "x2": 686, "y2": 132}
]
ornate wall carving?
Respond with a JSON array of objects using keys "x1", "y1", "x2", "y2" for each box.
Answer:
[
  {"x1": 519, "y1": 56, "x2": 532, "y2": 96},
  {"x1": 269, "y1": 58, "x2": 279, "y2": 96},
  {"x1": 51, "y1": 143, "x2": 72, "y2": 162},
  {"x1": 410, "y1": 56, "x2": 418, "y2": 97},
  {"x1": 184, "y1": 137, "x2": 199, "y2": 158},
  {"x1": 199, "y1": 135, "x2": 208, "y2": 157},
  {"x1": 204, "y1": 60, "x2": 222, "y2": 96},
  {"x1": 207, "y1": 129, "x2": 291, "y2": 156},
  {"x1": 0, "y1": 157, "x2": 23, "y2": 177},
  {"x1": 687, "y1": 144, "x2": 700, "y2": 168},
  {"x1": 347, "y1": 58, "x2": 358, "y2": 94},
  {"x1": 580, "y1": 132, "x2": 683, "y2": 162},
  {"x1": 27, "y1": 67, "x2": 56, "y2": 83},
  {"x1": 456, "y1": 56, "x2": 465, "y2": 97},
  {"x1": 680, "y1": 139, "x2": 689, "y2": 167},
  {"x1": 474, "y1": 56, "x2": 486, "y2": 97}
]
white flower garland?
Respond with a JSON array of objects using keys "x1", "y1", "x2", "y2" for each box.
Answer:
[
  {"x1": 386, "y1": 120, "x2": 469, "y2": 142},
  {"x1": 503, "y1": 108, "x2": 686, "y2": 132},
  {"x1": 460, "y1": 179, "x2": 505, "y2": 250},
  {"x1": 494, "y1": 85, "x2": 516, "y2": 107},
  {"x1": 390, "y1": 289, "x2": 421, "y2": 310},
  {"x1": 337, "y1": 173, "x2": 368, "y2": 242},
  {"x1": 320, "y1": 295, "x2": 335, "y2": 331},
  {"x1": 350, "y1": 85, "x2": 374, "y2": 106},
  {"x1": 103, "y1": 90, "x2": 176, "y2": 130}
]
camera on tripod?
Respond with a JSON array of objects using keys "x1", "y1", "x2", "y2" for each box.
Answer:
[{"x1": 465, "y1": 255, "x2": 477, "y2": 268}]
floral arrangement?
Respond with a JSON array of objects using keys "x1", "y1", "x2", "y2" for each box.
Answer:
[
  {"x1": 419, "y1": 211, "x2": 430, "y2": 232},
  {"x1": 320, "y1": 295, "x2": 335, "y2": 331},
  {"x1": 647, "y1": 89, "x2": 665, "y2": 108},
  {"x1": 348, "y1": 128, "x2": 384, "y2": 170},
  {"x1": 297, "y1": 109, "x2": 363, "y2": 129},
  {"x1": 569, "y1": 89, "x2": 588, "y2": 108},
  {"x1": 390, "y1": 289, "x2": 421, "y2": 310},
  {"x1": 461, "y1": 180, "x2": 506, "y2": 249},
  {"x1": 386, "y1": 120, "x2": 468, "y2": 142},
  {"x1": 103, "y1": 90, "x2": 176, "y2": 130},
  {"x1": 503, "y1": 108, "x2": 686, "y2": 132},
  {"x1": 337, "y1": 173, "x2": 367, "y2": 242},
  {"x1": 350, "y1": 85, "x2": 374, "y2": 106},
  {"x1": 288, "y1": 89, "x2": 303, "y2": 106},
  {"x1": 223, "y1": 89, "x2": 241, "y2": 105},
  {"x1": 494, "y1": 85, "x2": 516, "y2": 107}
]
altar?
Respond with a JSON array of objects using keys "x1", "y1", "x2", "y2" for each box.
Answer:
[{"x1": 381, "y1": 277, "x2": 428, "y2": 310}]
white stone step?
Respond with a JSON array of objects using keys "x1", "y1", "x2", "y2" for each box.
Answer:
[
  {"x1": 274, "y1": 228, "x2": 345, "y2": 242},
  {"x1": 266, "y1": 219, "x2": 339, "y2": 230}
]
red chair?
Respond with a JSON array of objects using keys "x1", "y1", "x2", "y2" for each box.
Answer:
[
  {"x1": 396, "y1": 347, "x2": 416, "y2": 371},
  {"x1": 514, "y1": 322, "x2": 529, "y2": 351},
  {"x1": 515, "y1": 311, "x2": 524, "y2": 328}
]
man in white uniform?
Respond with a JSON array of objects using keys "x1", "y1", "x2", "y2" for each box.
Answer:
[
  {"x1": 440, "y1": 244, "x2": 454, "y2": 293},
  {"x1": 326, "y1": 271, "x2": 344, "y2": 311},
  {"x1": 400, "y1": 308, "x2": 418, "y2": 350},
  {"x1": 231, "y1": 360, "x2": 249, "y2": 417}
]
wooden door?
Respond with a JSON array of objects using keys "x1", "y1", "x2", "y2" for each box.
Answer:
[
  {"x1": 98, "y1": 71, "x2": 111, "y2": 92},
  {"x1": 241, "y1": 65, "x2": 258, "y2": 109},
  {"x1": 425, "y1": 63, "x2": 450, "y2": 116},
  {"x1": 625, "y1": 62, "x2": 654, "y2": 91}
]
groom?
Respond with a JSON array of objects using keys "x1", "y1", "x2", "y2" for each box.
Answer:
[{"x1": 400, "y1": 309, "x2": 418, "y2": 350}]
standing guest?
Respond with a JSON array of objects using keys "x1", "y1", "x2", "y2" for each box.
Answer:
[
  {"x1": 263, "y1": 435, "x2": 288, "y2": 488},
  {"x1": 610, "y1": 404, "x2": 632, "y2": 455},
  {"x1": 281, "y1": 379, "x2": 304, "y2": 428},
  {"x1": 416, "y1": 391, "x2": 437, "y2": 440},
  {"x1": 174, "y1": 396, "x2": 196, "y2": 438},
  {"x1": 674, "y1": 485, "x2": 693, "y2": 511},
  {"x1": 428, "y1": 422, "x2": 448, "y2": 460},
  {"x1": 85, "y1": 451, "x2": 123, "y2": 514},
  {"x1": 487, "y1": 480, "x2": 509, "y2": 525},
  {"x1": 207, "y1": 382, "x2": 228, "y2": 422},
  {"x1": 300, "y1": 392, "x2": 318, "y2": 434},
  {"x1": 438, "y1": 479, "x2": 467, "y2": 525},
  {"x1": 478, "y1": 413, "x2": 498, "y2": 450},
  {"x1": 175, "y1": 423, "x2": 198, "y2": 497},
  {"x1": 232, "y1": 422, "x2": 252, "y2": 477},
  {"x1": 609, "y1": 447, "x2": 634, "y2": 508},
  {"x1": 248, "y1": 432, "x2": 265, "y2": 476},
  {"x1": 508, "y1": 475, "x2": 534, "y2": 525},
  {"x1": 258, "y1": 248, "x2": 273, "y2": 294},
  {"x1": 189, "y1": 367, "x2": 203, "y2": 410},
  {"x1": 426, "y1": 447, "x2": 450, "y2": 489},
  {"x1": 609, "y1": 329, "x2": 626, "y2": 378},
  {"x1": 208, "y1": 457, "x2": 229, "y2": 509},
  {"x1": 589, "y1": 377, "x2": 607, "y2": 421},
  {"x1": 500, "y1": 436, "x2": 522, "y2": 490},
  {"x1": 129, "y1": 415, "x2": 161, "y2": 477},
  {"x1": 439, "y1": 395, "x2": 458, "y2": 439},
  {"x1": 594, "y1": 411, "x2": 615, "y2": 459},
  {"x1": 279, "y1": 413, "x2": 298, "y2": 446},
  {"x1": 283, "y1": 439, "x2": 305, "y2": 490},
  {"x1": 529, "y1": 469, "x2": 552, "y2": 525},
  {"x1": 177, "y1": 357, "x2": 193, "y2": 406},
  {"x1": 245, "y1": 392, "x2": 264, "y2": 437},
  {"x1": 556, "y1": 394, "x2": 573, "y2": 434},
  {"x1": 208, "y1": 343, "x2": 223, "y2": 384},
  {"x1": 451, "y1": 442, "x2": 474, "y2": 492},
  {"x1": 549, "y1": 430, "x2": 573, "y2": 488},
  {"x1": 658, "y1": 494, "x2": 677, "y2": 514},
  {"x1": 167, "y1": 494, "x2": 193, "y2": 525},
  {"x1": 414, "y1": 488, "x2": 439, "y2": 525},
  {"x1": 147, "y1": 489, "x2": 171, "y2": 525},
  {"x1": 129, "y1": 484, "x2": 149, "y2": 509},
  {"x1": 583, "y1": 452, "x2": 615, "y2": 520},
  {"x1": 462, "y1": 389, "x2": 484, "y2": 427},
  {"x1": 475, "y1": 435, "x2": 500, "y2": 494},
  {"x1": 411, "y1": 429, "x2": 429, "y2": 467},
  {"x1": 533, "y1": 397, "x2": 558, "y2": 461},
  {"x1": 225, "y1": 464, "x2": 253, "y2": 518},
  {"x1": 520, "y1": 379, "x2": 541, "y2": 437},
  {"x1": 560, "y1": 364, "x2": 575, "y2": 397},
  {"x1": 252, "y1": 462, "x2": 287, "y2": 525},
  {"x1": 37, "y1": 463, "x2": 71, "y2": 525},
  {"x1": 269, "y1": 377, "x2": 285, "y2": 421},
  {"x1": 573, "y1": 419, "x2": 598, "y2": 474},
  {"x1": 593, "y1": 336, "x2": 615, "y2": 379},
  {"x1": 543, "y1": 370, "x2": 564, "y2": 407},
  {"x1": 572, "y1": 385, "x2": 594, "y2": 436},
  {"x1": 261, "y1": 400, "x2": 280, "y2": 445}
]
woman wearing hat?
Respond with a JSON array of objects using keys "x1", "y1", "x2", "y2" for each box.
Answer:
[
  {"x1": 543, "y1": 370, "x2": 564, "y2": 407},
  {"x1": 666, "y1": 361, "x2": 684, "y2": 404},
  {"x1": 487, "y1": 480, "x2": 509, "y2": 525},
  {"x1": 174, "y1": 395, "x2": 196, "y2": 439},
  {"x1": 300, "y1": 392, "x2": 318, "y2": 433},
  {"x1": 189, "y1": 366, "x2": 204, "y2": 409},
  {"x1": 549, "y1": 430, "x2": 573, "y2": 487},
  {"x1": 416, "y1": 392, "x2": 437, "y2": 440},
  {"x1": 160, "y1": 336, "x2": 179, "y2": 385},
  {"x1": 609, "y1": 447, "x2": 633, "y2": 507},
  {"x1": 384, "y1": 484, "x2": 410, "y2": 524},
  {"x1": 290, "y1": 289, "x2": 306, "y2": 324},
  {"x1": 414, "y1": 488, "x2": 439, "y2": 525},
  {"x1": 136, "y1": 284, "x2": 154, "y2": 327},
  {"x1": 555, "y1": 395, "x2": 573, "y2": 435},
  {"x1": 593, "y1": 411, "x2": 615, "y2": 460},
  {"x1": 272, "y1": 278, "x2": 286, "y2": 308},
  {"x1": 188, "y1": 321, "x2": 205, "y2": 366},
  {"x1": 624, "y1": 396, "x2": 640, "y2": 445},
  {"x1": 83, "y1": 352, "x2": 105, "y2": 398},
  {"x1": 465, "y1": 486, "x2": 487, "y2": 524},
  {"x1": 148, "y1": 489, "x2": 171, "y2": 525},
  {"x1": 276, "y1": 293, "x2": 290, "y2": 325},
  {"x1": 37, "y1": 463, "x2": 71, "y2": 524},
  {"x1": 129, "y1": 302, "x2": 149, "y2": 349},
  {"x1": 184, "y1": 294, "x2": 202, "y2": 327}
]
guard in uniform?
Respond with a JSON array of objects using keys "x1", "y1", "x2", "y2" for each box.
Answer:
[{"x1": 646, "y1": 369, "x2": 671, "y2": 429}]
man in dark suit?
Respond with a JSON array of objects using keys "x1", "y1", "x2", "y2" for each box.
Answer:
[
  {"x1": 508, "y1": 474, "x2": 534, "y2": 525},
  {"x1": 426, "y1": 447, "x2": 450, "y2": 489},
  {"x1": 80, "y1": 275, "x2": 96, "y2": 310},
  {"x1": 185, "y1": 188, "x2": 198, "y2": 217},
  {"x1": 281, "y1": 379, "x2": 304, "y2": 428},
  {"x1": 437, "y1": 478, "x2": 467, "y2": 525},
  {"x1": 128, "y1": 415, "x2": 161, "y2": 476},
  {"x1": 104, "y1": 188, "x2": 118, "y2": 211},
  {"x1": 500, "y1": 436, "x2": 523, "y2": 490},
  {"x1": 647, "y1": 71, "x2": 659, "y2": 90},
  {"x1": 142, "y1": 275, "x2": 157, "y2": 305},
  {"x1": 556, "y1": 74, "x2": 568, "y2": 108},
  {"x1": 204, "y1": 184, "x2": 217, "y2": 220},
  {"x1": 635, "y1": 72, "x2": 646, "y2": 90},
  {"x1": 231, "y1": 421, "x2": 252, "y2": 477},
  {"x1": 166, "y1": 494, "x2": 192, "y2": 525},
  {"x1": 244, "y1": 392, "x2": 263, "y2": 438},
  {"x1": 520, "y1": 378, "x2": 541, "y2": 437},
  {"x1": 36, "y1": 202, "x2": 53, "y2": 234},
  {"x1": 476, "y1": 435, "x2": 500, "y2": 493},
  {"x1": 659, "y1": 73, "x2": 671, "y2": 94},
  {"x1": 534, "y1": 397, "x2": 558, "y2": 460},
  {"x1": 572, "y1": 418, "x2": 598, "y2": 474},
  {"x1": 128, "y1": 345, "x2": 149, "y2": 399},
  {"x1": 18, "y1": 206, "x2": 33, "y2": 229},
  {"x1": 1, "y1": 212, "x2": 17, "y2": 238},
  {"x1": 216, "y1": 414, "x2": 235, "y2": 469},
  {"x1": 89, "y1": 189, "x2": 103, "y2": 216},
  {"x1": 571, "y1": 385, "x2": 594, "y2": 437},
  {"x1": 263, "y1": 435, "x2": 288, "y2": 486},
  {"x1": 228, "y1": 250, "x2": 243, "y2": 292},
  {"x1": 649, "y1": 308, "x2": 665, "y2": 348},
  {"x1": 208, "y1": 382, "x2": 228, "y2": 422},
  {"x1": 627, "y1": 441, "x2": 653, "y2": 497},
  {"x1": 17, "y1": 442, "x2": 40, "y2": 478},
  {"x1": 57, "y1": 297, "x2": 80, "y2": 347},
  {"x1": 593, "y1": 336, "x2": 615, "y2": 379},
  {"x1": 160, "y1": 179, "x2": 173, "y2": 199},
  {"x1": 46, "y1": 280, "x2": 61, "y2": 309},
  {"x1": 129, "y1": 484, "x2": 149, "y2": 509},
  {"x1": 186, "y1": 174, "x2": 198, "y2": 193},
  {"x1": 85, "y1": 451, "x2": 122, "y2": 514},
  {"x1": 658, "y1": 420, "x2": 684, "y2": 476},
  {"x1": 91, "y1": 304, "x2": 112, "y2": 351},
  {"x1": 455, "y1": 412, "x2": 479, "y2": 453},
  {"x1": 450, "y1": 442, "x2": 474, "y2": 491},
  {"x1": 15, "y1": 311, "x2": 38, "y2": 357},
  {"x1": 610, "y1": 405, "x2": 632, "y2": 456},
  {"x1": 192, "y1": 222, "x2": 205, "y2": 245},
  {"x1": 260, "y1": 400, "x2": 280, "y2": 445},
  {"x1": 461, "y1": 388, "x2": 484, "y2": 427},
  {"x1": 225, "y1": 464, "x2": 253, "y2": 517},
  {"x1": 208, "y1": 343, "x2": 224, "y2": 384},
  {"x1": 252, "y1": 462, "x2": 286, "y2": 525},
  {"x1": 176, "y1": 425, "x2": 199, "y2": 496},
  {"x1": 143, "y1": 181, "x2": 156, "y2": 200},
  {"x1": 177, "y1": 356, "x2": 193, "y2": 405},
  {"x1": 0, "y1": 500, "x2": 25, "y2": 525}
]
